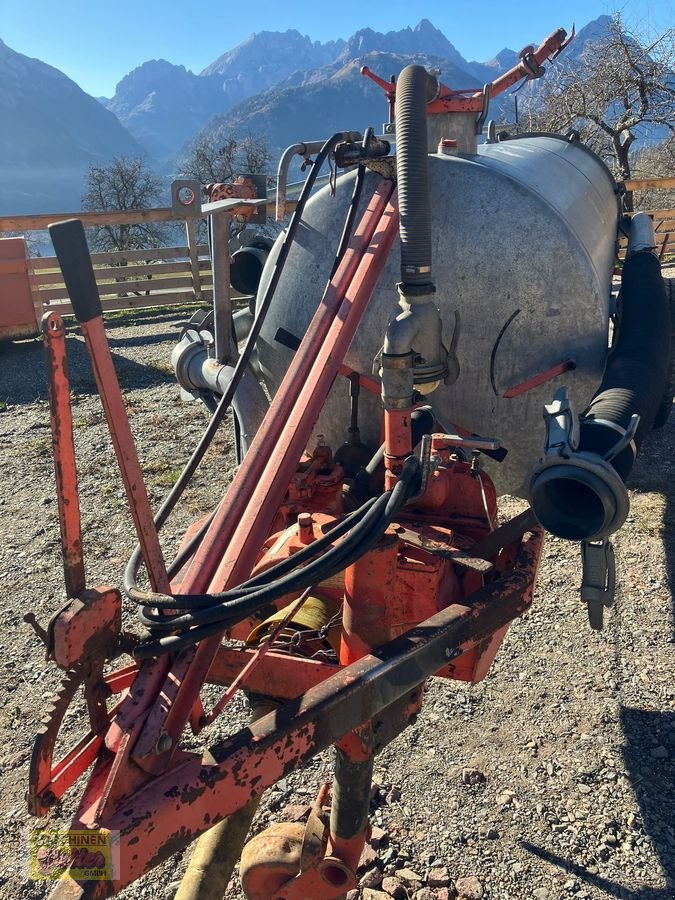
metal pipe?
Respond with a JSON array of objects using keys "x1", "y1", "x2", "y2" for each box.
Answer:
[
  {"x1": 626, "y1": 211, "x2": 657, "y2": 257},
  {"x1": 210, "y1": 213, "x2": 234, "y2": 363},
  {"x1": 276, "y1": 141, "x2": 331, "y2": 222}
]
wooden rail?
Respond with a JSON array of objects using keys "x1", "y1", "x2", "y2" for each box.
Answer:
[
  {"x1": 30, "y1": 244, "x2": 215, "y2": 316},
  {"x1": 0, "y1": 201, "x2": 288, "y2": 235}
]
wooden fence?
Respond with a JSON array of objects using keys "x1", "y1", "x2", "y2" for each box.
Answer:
[
  {"x1": 0, "y1": 206, "x2": 265, "y2": 322},
  {"x1": 30, "y1": 243, "x2": 214, "y2": 316}
]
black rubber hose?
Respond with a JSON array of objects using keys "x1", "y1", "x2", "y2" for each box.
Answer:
[
  {"x1": 138, "y1": 483, "x2": 400, "y2": 631},
  {"x1": 578, "y1": 250, "x2": 671, "y2": 481},
  {"x1": 364, "y1": 406, "x2": 435, "y2": 476},
  {"x1": 134, "y1": 461, "x2": 419, "y2": 658},
  {"x1": 131, "y1": 496, "x2": 378, "y2": 611},
  {"x1": 123, "y1": 131, "x2": 361, "y2": 600},
  {"x1": 137, "y1": 493, "x2": 390, "y2": 632},
  {"x1": 329, "y1": 164, "x2": 365, "y2": 279},
  {"x1": 136, "y1": 485, "x2": 405, "y2": 654},
  {"x1": 395, "y1": 65, "x2": 438, "y2": 289}
]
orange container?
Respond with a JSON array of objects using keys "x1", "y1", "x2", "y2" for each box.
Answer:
[{"x1": 0, "y1": 237, "x2": 39, "y2": 340}]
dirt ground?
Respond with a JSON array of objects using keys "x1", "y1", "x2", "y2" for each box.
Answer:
[{"x1": 0, "y1": 305, "x2": 672, "y2": 900}]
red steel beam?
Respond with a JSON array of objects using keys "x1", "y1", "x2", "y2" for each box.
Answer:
[{"x1": 51, "y1": 528, "x2": 542, "y2": 898}]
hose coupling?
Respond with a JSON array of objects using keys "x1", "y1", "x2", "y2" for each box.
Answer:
[{"x1": 527, "y1": 387, "x2": 630, "y2": 542}]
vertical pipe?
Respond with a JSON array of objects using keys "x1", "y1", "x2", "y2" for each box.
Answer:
[{"x1": 210, "y1": 213, "x2": 234, "y2": 364}]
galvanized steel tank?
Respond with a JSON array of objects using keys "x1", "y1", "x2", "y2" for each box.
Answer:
[{"x1": 256, "y1": 134, "x2": 620, "y2": 495}]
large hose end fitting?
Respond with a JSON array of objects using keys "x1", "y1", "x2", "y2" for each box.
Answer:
[
  {"x1": 230, "y1": 238, "x2": 274, "y2": 296},
  {"x1": 527, "y1": 387, "x2": 630, "y2": 542},
  {"x1": 529, "y1": 453, "x2": 629, "y2": 542}
]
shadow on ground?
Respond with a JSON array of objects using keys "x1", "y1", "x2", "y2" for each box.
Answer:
[
  {"x1": 520, "y1": 413, "x2": 675, "y2": 899},
  {"x1": 522, "y1": 709, "x2": 674, "y2": 898},
  {"x1": 0, "y1": 313, "x2": 188, "y2": 406}
]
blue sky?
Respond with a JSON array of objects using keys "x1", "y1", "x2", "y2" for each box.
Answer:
[{"x1": 1, "y1": 0, "x2": 673, "y2": 98}]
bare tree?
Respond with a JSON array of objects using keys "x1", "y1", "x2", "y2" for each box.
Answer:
[
  {"x1": 179, "y1": 132, "x2": 271, "y2": 185},
  {"x1": 82, "y1": 156, "x2": 171, "y2": 252},
  {"x1": 523, "y1": 15, "x2": 675, "y2": 210}
]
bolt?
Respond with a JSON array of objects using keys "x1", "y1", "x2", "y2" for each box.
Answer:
[{"x1": 155, "y1": 733, "x2": 173, "y2": 754}]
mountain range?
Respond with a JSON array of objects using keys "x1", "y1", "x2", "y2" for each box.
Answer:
[{"x1": 0, "y1": 17, "x2": 609, "y2": 215}]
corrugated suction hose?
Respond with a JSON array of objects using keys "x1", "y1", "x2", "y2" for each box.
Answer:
[
  {"x1": 529, "y1": 246, "x2": 671, "y2": 542},
  {"x1": 579, "y1": 249, "x2": 671, "y2": 479},
  {"x1": 395, "y1": 65, "x2": 438, "y2": 290}
]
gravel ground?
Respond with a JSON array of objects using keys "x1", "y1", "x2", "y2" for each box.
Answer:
[{"x1": 0, "y1": 304, "x2": 673, "y2": 900}]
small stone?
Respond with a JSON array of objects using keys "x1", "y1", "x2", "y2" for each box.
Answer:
[
  {"x1": 360, "y1": 867, "x2": 384, "y2": 889},
  {"x1": 455, "y1": 875, "x2": 484, "y2": 899},
  {"x1": 577, "y1": 784, "x2": 592, "y2": 794},
  {"x1": 496, "y1": 790, "x2": 515, "y2": 807},
  {"x1": 397, "y1": 867, "x2": 423, "y2": 886},
  {"x1": 436, "y1": 890, "x2": 457, "y2": 900},
  {"x1": 280, "y1": 803, "x2": 312, "y2": 822},
  {"x1": 461, "y1": 767, "x2": 486, "y2": 786},
  {"x1": 415, "y1": 890, "x2": 436, "y2": 900},
  {"x1": 428, "y1": 866, "x2": 451, "y2": 888},
  {"x1": 650, "y1": 745, "x2": 669, "y2": 759},
  {"x1": 362, "y1": 890, "x2": 391, "y2": 900},
  {"x1": 359, "y1": 843, "x2": 379, "y2": 870},
  {"x1": 370, "y1": 825, "x2": 388, "y2": 848},
  {"x1": 533, "y1": 889, "x2": 549, "y2": 900},
  {"x1": 382, "y1": 876, "x2": 406, "y2": 898}
]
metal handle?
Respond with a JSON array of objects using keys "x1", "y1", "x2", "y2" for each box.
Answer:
[{"x1": 48, "y1": 219, "x2": 102, "y2": 323}]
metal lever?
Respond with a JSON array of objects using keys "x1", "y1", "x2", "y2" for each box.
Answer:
[
  {"x1": 542, "y1": 386, "x2": 579, "y2": 458},
  {"x1": 581, "y1": 539, "x2": 616, "y2": 630}
]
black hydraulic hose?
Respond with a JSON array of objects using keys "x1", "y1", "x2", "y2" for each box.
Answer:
[
  {"x1": 134, "y1": 460, "x2": 419, "y2": 658},
  {"x1": 329, "y1": 164, "x2": 366, "y2": 279},
  {"x1": 123, "y1": 131, "x2": 361, "y2": 599},
  {"x1": 137, "y1": 492, "x2": 391, "y2": 632},
  {"x1": 395, "y1": 65, "x2": 438, "y2": 290},
  {"x1": 578, "y1": 250, "x2": 671, "y2": 481},
  {"x1": 138, "y1": 485, "x2": 399, "y2": 629},
  {"x1": 365, "y1": 406, "x2": 435, "y2": 476},
  {"x1": 136, "y1": 481, "x2": 410, "y2": 656},
  {"x1": 130, "y1": 496, "x2": 378, "y2": 610}
]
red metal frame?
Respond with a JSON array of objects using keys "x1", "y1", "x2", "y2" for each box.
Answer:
[
  {"x1": 362, "y1": 27, "x2": 572, "y2": 116},
  {"x1": 33, "y1": 174, "x2": 546, "y2": 898}
]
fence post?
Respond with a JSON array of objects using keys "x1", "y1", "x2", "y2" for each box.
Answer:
[{"x1": 185, "y1": 218, "x2": 202, "y2": 301}]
